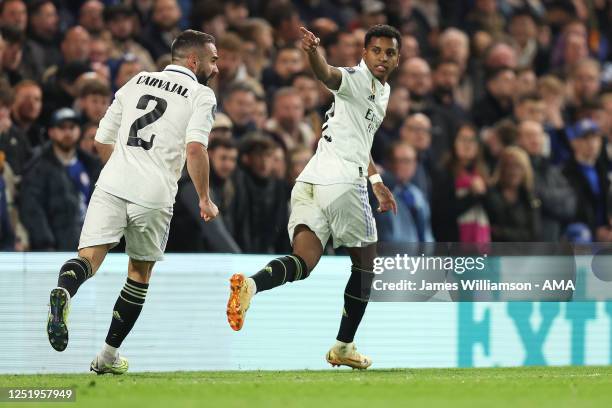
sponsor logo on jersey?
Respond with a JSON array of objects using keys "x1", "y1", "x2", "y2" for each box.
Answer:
[
  {"x1": 323, "y1": 135, "x2": 332, "y2": 142},
  {"x1": 343, "y1": 67, "x2": 356, "y2": 74},
  {"x1": 113, "y1": 311, "x2": 123, "y2": 322}
]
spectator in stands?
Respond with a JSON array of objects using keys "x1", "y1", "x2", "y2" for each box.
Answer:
[
  {"x1": 140, "y1": 0, "x2": 183, "y2": 61},
  {"x1": 291, "y1": 71, "x2": 322, "y2": 140},
  {"x1": 235, "y1": 133, "x2": 290, "y2": 253},
  {"x1": 169, "y1": 137, "x2": 243, "y2": 253},
  {"x1": 19, "y1": 108, "x2": 101, "y2": 250},
  {"x1": 518, "y1": 120, "x2": 576, "y2": 241},
  {"x1": 0, "y1": 81, "x2": 31, "y2": 175},
  {"x1": 78, "y1": 0, "x2": 105, "y2": 36},
  {"x1": 372, "y1": 87, "x2": 410, "y2": 163},
  {"x1": 222, "y1": 82, "x2": 257, "y2": 138},
  {"x1": 10, "y1": 80, "x2": 45, "y2": 147},
  {"x1": 287, "y1": 145, "x2": 312, "y2": 186},
  {"x1": 566, "y1": 58, "x2": 602, "y2": 121},
  {"x1": 515, "y1": 67, "x2": 538, "y2": 99},
  {"x1": 399, "y1": 113, "x2": 433, "y2": 200},
  {"x1": 482, "y1": 119, "x2": 518, "y2": 171},
  {"x1": 437, "y1": 28, "x2": 473, "y2": 110},
  {"x1": 267, "y1": 4, "x2": 301, "y2": 48},
  {"x1": 209, "y1": 112, "x2": 233, "y2": 142},
  {"x1": 464, "y1": 0, "x2": 504, "y2": 37},
  {"x1": 215, "y1": 32, "x2": 254, "y2": 96},
  {"x1": 0, "y1": 150, "x2": 15, "y2": 249},
  {"x1": 387, "y1": 0, "x2": 430, "y2": 56},
  {"x1": 237, "y1": 18, "x2": 274, "y2": 79},
  {"x1": 376, "y1": 141, "x2": 434, "y2": 244},
  {"x1": 261, "y1": 45, "x2": 305, "y2": 101},
  {"x1": 79, "y1": 122, "x2": 97, "y2": 157},
  {"x1": 0, "y1": 0, "x2": 27, "y2": 32},
  {"x1": 75, "y1": 78, "x2": 111, "y2": 125},
  {"x1": 270, "y1": 143, "x2": 287, "y2": 180},
  {"x1": 324, "y1": 30, "x2": 358, "y2": 68},
  {"x1": 514, "y1": 92, "x2": 546, "y2": 125},
  {"x1": 113, "y1": 55, "x2": 143, "y2": 91},
  {"x1": 432, "y1": 124, "x2": 490, "y2": 243},
  {"x1": 486, "y1": 146, "x2": 542, "y2": 241},
  {"x1": 104, "y1": 4, "x2": 156, "y2": 72},
  {"x1": 265, "y1": 87, "x2": 315, "y2": 151},
  {"x1": 253, "y1": 95, "x2": 268, "y2": 131},
  {"x1": 472, "y1": 67, "x2": 516, "y2": 128},
  {"x1": 23, "y1": 0, "x2": 61, "y2": 82},
  {"x1": 562, "y1": 119, "x2": 611, "y2": 241},
  {"x1": 59, "y1": 26, "x2": 91, "y2": 67},
  {"x1": 399, "y1": 57, "x2": 457, "y2": 163},
  {"x1": 40, "y1": 61, "x2": 91, "y2": 127},
  {"x1": 431, "y1": 59, "x2": 470, "y2": 123},
  {"x1": 508, "y1": 8, "x2": 548, "y2": 72},
  {"x1": 1, "y1": 26, "x2": 26, "y2": 86}
]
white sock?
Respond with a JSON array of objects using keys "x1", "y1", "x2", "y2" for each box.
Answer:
[
  {"x1": 333, "y1": 340, "x2": 352, "y2": 355},
  {"x1": 247, "y1": 277, "x2": 257, "y2": 294},
  {"x1": 100, "y1": 343, "x2": 118, "y2": 364}
]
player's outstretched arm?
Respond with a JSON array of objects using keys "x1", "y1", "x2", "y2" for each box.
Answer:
[
  {"x1": 186, "y1": 142, "x2": 218, "y2": 222},
  {"x1": 300, "y1": 26, "x2": 342, "y2": 91},
  {"x1": 368, "y1": 156, "x2": 397, "y2": 215}
]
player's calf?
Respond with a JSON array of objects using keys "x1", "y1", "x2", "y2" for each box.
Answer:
[
  {"x1": 56, "y1": 256, "x2": 94, "y2": 298},
  {"x1": 47, "y1": 256, "x2": 93, "y2": 351},
  {"x1": 249, "y1": 254, "x2": 310, "y2": 293}
]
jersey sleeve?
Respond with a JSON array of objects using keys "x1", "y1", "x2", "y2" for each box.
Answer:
[
  {"x1": 95, "y1": 87, "x2": 124, "y2": 144},
  {"x1": 185, "y1": 87, "x2": 216, "y2": 148},
  {"x1": 332, "y1": 66, "x2": 365, "y2": 99}
]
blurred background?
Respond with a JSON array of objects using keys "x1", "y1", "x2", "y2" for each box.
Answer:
[{"x1": 0, "y1": 0, "x2": 611, "y2": 255}]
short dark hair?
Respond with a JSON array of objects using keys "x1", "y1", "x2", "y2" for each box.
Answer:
[
  {"x1": 209, "y1": 136, "x2": 237, "y2": 152},
  {"x1": 364, "y1": 24, "x2": 401, "y2": 51},
  {"x1": 222, "y1": 82, "x2": 256, "y2": 104},
  {"x1": 78, "y1": 79, "x2": 111, "y2": 98},
  {"x1": 171, "y1": 29, "x2": 215, "y2": 61}
]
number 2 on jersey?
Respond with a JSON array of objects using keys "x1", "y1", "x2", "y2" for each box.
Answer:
[{"x1": 127, "y1": 94, "x2": 168, "y2": 150}]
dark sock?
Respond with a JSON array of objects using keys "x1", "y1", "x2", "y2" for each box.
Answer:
[
  {"x1": 57, "y1": 257, "x2": 93, "y2": 297},
  {"x1": 250, "y1": 255, "x2": 309, "y2": 293},
  {"x1": 105, "y1": 278, "x2": 149, "y2": 348},
  {"x1": 336, "y1": 265, "x2": 375, "y2": 343}
]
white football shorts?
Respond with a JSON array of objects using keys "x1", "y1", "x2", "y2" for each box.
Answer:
[
  {"x1": 79, "y1": 188, "x2": 173, "y2": 261},
  {"x1": 288, "y1": 181, "x2": 377, "y2": 249}
]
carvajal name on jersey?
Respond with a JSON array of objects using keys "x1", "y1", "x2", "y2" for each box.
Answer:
[{"x1": 136, "y1": 75, "x2": 189, "y2": 98}]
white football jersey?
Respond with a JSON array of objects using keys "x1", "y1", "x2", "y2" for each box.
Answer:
[
  {"x1": 95, "y1": 64, "x2": 216, "y2": 208},
  {"x1": 297, "y1": 59, "x2": 390, "y2": 186}
]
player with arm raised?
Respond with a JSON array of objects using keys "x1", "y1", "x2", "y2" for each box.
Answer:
[
  {"x1": 46, "y1": 29, "x2": 219, "y2": 374},
  {"x1": 226, "y1": 24, "x2": 400, "y2": 369}
]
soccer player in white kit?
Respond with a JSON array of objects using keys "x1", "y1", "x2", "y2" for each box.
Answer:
[
  {"x1": 46, "y1": 30, "x2": 220, "y2": 374},
  {"x1": 227, "y1": 24, "x2": 400, "y2": 369}
]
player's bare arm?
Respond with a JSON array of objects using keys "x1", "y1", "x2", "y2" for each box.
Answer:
[
  {"x1": 186, "y1": 142, "x2": 219, "y2": 222},
  {"x1": 94, "y1": 141, "x2": 114, "y2": 164},
  {"x1": 300, "y1": 26, "x2": 342, "y2": 91},
  {"x1": 368, "y1": 156, "x2": 397, "y2": 215}
]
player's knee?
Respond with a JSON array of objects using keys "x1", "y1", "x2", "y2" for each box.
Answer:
[{"x1": 128, "y1": 260, "x2": 154, "y2": 283}]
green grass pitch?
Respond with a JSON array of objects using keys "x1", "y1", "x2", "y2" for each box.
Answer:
[{"x1": 1, "y1": 366, "x2": 612, "y2": 408}]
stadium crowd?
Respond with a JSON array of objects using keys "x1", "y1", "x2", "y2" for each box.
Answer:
[{"x1": 0, "y1": 0, "x2": 610, "y2": 253}]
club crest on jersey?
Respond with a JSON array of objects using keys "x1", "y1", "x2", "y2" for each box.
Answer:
[{"x1": 136, "y1": 75, "x2": 189, "y2": 98}]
